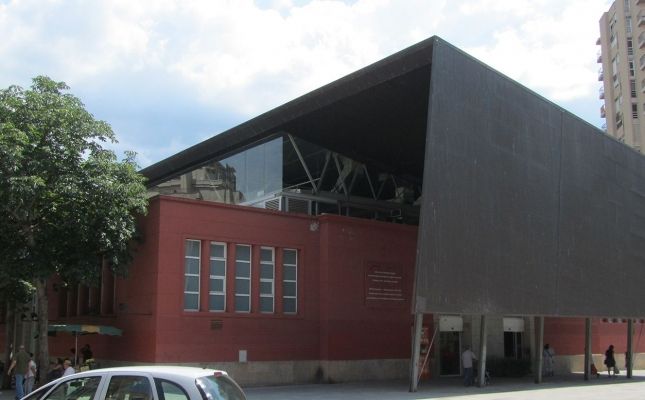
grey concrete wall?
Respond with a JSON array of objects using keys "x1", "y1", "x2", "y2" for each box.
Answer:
[{"x1": 98, "y1": 358, "x2": 410, "y2": 386}]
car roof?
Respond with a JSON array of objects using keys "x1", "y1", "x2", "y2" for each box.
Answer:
[{"x1": 70, "y1": 366, "x2": 228, "y2": 380}]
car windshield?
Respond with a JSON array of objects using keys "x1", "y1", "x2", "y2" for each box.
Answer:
[{"x1": 195, "y1": 375, "x2": 245, "y2": 400}]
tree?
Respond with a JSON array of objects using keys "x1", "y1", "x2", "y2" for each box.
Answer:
[{"x1": 0, "y1": 76, "x2": 148, "y2": 383}]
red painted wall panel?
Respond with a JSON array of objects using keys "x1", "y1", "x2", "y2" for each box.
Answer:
[
  {"x1": 319, "y1": 215, "x2": 417, "y2": 360},
  {"x1": 545, "y1": 317, "x2": 645, "y2": 356}
]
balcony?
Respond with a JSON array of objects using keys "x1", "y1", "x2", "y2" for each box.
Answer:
[
  {"x1": 598, "y1": 67, "x2": 604, "y2": 81},
  {"x1": 601, "y1": 105, "x2": 606, "y2": 118},
  {"x1": 600, "y1": 87, "x2": 605, "y2": 99},
  {"x1": 596, "y1": 37, "x2": 601, "y2": 45},
  {"x1": 639, "y1": 10, "x2": 645, "y2": 26},
  {"x1": 638, "y1": 0, "x2": 645, "y2": 5},
  {"x1": 640, "y1": 32, "x2": 645, "y2": 48},
  {"x1": 597, "y1": 50, "x2": 602, "y2": 63}
]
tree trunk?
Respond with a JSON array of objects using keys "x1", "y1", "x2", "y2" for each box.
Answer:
[
  {"x1": 35, "y1": 279, "x2": 49, "y2": 386},
  {"x1": 2, "y1": 302, "x2": 15, "y2": 390}
]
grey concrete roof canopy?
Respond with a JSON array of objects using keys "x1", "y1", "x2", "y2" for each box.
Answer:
[{"x1": 142, "y1": 37, "x2": 645, "y2": 318}]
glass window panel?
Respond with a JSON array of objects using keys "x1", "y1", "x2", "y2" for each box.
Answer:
[
  {"x1": 236, "y1": 245, "x2": 250, "y2": 261},
  {"x1": 223, "y1": 152, "x2": 246, "y2": 201},
  {"x1": 106, "y1": 376, "x2": 152, "y2": 400},
  {"x1": 283, "y1": 298, "x2": 296, "y2": 313},
  {"x1": 260, "y1": 297, "x2": 273, "y2": 313},
  {"x1": 155, "y1": 380, "x2": 190, "y2": 400},
  {"x1": 184, "y1": 276, "x2": 199, "y2": 292},
  {"x1": 185, "y1": 240, "x2": 200, "y2": 257},
  {"x1": 260, "y1": 264, "x2": 274, "y2": 279},
  {"x1": 209, "y1": 279, "x2": 224, "y2": 292},
  {"x1": 235, "y1": 278, "x2": 250, "y2": 294},
  {"x1": 283, "y1": 281, "x2": 296, "y2": 297},
  {"x1": 283, "y1": 249, "x2": 297, "y2": 265},
  {"x1": 260, "y1": 281, "x2": 273, "y2": 295},
  {"x1": 245, "y1": 144, "x2": 264, "y2": 201},
  {"x1": 283, "y1": 265, "x2": 296, "y2": 281},
  {"x1": 184, "y1": 293, "x2": 198, "y2": 310},
  {"x1": 260, "y1": 248, "x2": 273, "y2": 262},
  {"x1": 210, "y1": 260, "x2": 226, "y2": 276},
  {"x1": 235, "y1": 295, "x2": 250, "y2": 312},
  {"x1": 235, "y1": 262, "x2": 250, "y2": 277},
  {"x1": 210, "y1": 243, "x2": 225, "y2": 258},
  {"x1": 185, "y1": 258, "x2": 200, "y2": 275},
  {"x1": 264, "y1": 138, "x2": 283, "y2": 195},
  {"x1": 209, "y1": 295, "x2": 225, "y2": 311}
]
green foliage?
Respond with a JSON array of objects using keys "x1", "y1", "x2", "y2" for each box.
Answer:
[
  {"x1": 486, "y1": 357, "x2": 531, "y2": 378},
  {"x1": 0, "y1": 76, "x2": 148, "y2": 293}
]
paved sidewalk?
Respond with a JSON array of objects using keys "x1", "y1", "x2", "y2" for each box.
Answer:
[
  {"x1": 244, "y1": 371, "x2": 645, "y2": 400},
  {"x1": 1, "y1": 371, "x2": 643, "y2": 400}
]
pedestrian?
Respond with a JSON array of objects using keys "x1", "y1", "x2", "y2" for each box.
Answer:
[
  {"x1": 81, "y1": 344, "x2": 93, "y2": 363},
  {"x1": 24, "y1": 353, "x2": 37, "y2": 394},
  {"x1": 46, "y1": 358, "x2": 64, "y2": 382},
  {"x1": 543, "y1": 344, "x2": 555, "y2": 376},
  {"x1": 62, "y1": 359, "x2": 75, "y2": 377},
  {"x1": 462, "y1": 345, "x2": 478, "y2": 386},
  {"x1": 7, "y1": 344, "x2": 30, "y2": 400},
  {"x1": 604, "y1": 345, "x2": 617, "y2": 377}
]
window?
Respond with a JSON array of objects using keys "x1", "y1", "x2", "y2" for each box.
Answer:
[
  {"x1": 259, "y1": 247, "x2": 275, "y2": 313},
  {"x1": 282, "y1": 249, "x2": 298, "y2": 314},
  {"x1": 196, "y1": 375, "x2": 246, "y2": 400},
  {"x1": 209, "y1": 242, "x2": 227, "y2": 312},
  {"x1": 154, "y1": 379, "x2": 190, "y2": 400},
  {"x1": 633, "y1": 103, "x2": 639, "y2": 118},
  {"x1": 106, "y1": 376, "x2": 152, "y2": 400},
  {"x1": 184, "y1": 240, "x2": 201, "y2": 311},
  {"x1": 628, "y1": 39, "x2": 634, "y2": 55},
  {"x1": 42, "y1": 376, "x2": 101, "y2": 400},
  {"x1": 235, "y1": 245, "x2": 251, "y2": 312},
  {"x1": 630, "y1": 61, "x2": 635, "y2": 77},
  {"x1": 625, "y1": 0, "x2": 631, "y2": 12}
]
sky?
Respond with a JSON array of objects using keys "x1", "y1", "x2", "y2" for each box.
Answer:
[{"x1": 0, "y1": 0, "x2": 613, "y2": 168}]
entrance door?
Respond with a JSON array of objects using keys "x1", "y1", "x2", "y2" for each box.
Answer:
[{"x1": 439, "y1": 331, "x2": 461, "y2": 376}]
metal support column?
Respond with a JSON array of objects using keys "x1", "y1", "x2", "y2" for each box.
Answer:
[
  {"x1": 534, "y1": 316, "x2": 544, "y2": 384},
  {"x1": 409, "y1": 312, "x2": 423, "y2": 392},
  {"x1": 477, "y1": 315, "x2": 488, "y2": 388},
  {"x1": 627, "y1": 318, "x2": 634, "y2": 379},
  {"x1": 584, "y1": 318, "x2": 592, "y2": 381}
]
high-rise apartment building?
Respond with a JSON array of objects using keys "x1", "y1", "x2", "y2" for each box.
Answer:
[{"x1": 598, "y1": 0, "x2": 644, "y2": 152}]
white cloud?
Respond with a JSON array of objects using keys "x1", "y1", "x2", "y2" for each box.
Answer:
[{"x1": 0, "y1": 0, "x2": 614, "y2": 165}]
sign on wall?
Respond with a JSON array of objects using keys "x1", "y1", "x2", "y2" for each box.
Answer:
[{"x1": 364, "y1": 262, "x2": 407, "y2": 306}]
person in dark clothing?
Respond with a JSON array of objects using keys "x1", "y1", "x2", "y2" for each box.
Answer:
[
  {"x1": 604, "y1": 345, "x2": 617, "y2": 377},
  {"x1": 46, "y1": 358, "x2": 63, "y2": 382},
  {"x1": 81, "y1": 344, "x2": 93, "y2": 363}
]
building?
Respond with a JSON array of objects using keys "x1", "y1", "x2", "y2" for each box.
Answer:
[
  {"x1": 598, "y1": 0, "x2": 644, "y2": 151},
  {"x1": 3, "y1": 37, "x2": 645, "y2": 388}
]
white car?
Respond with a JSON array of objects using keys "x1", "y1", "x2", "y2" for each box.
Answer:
[{"x1": 23, "y1": 366, "x2": 246, "y2": 400}]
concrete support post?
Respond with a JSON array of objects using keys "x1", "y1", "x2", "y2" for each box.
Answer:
[
  {"x1": 409, "y1": 312, "x2": 423, "y2": 392},
  {"x1": 534, "y1": 316, "x2": 544, "y2": 384},
  {"x1": 477, "y1": 315, "x2": 488, "y2": 388},
  {"x1": 627, "y1": 318, "x2": 633, "y2": 379},
  {"x1": 584, "y1": 318, "x2": 592, "y2": 381}
]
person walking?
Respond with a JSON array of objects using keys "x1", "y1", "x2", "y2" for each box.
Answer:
[
  {"x1": 462, "y1": 345, "x2": 478, "y2": 386},
  {"x1": 7, "y1": 344, "x2": 30, "y2": 400},
  {"x1": 24, "y1": 353, "x2": 37, "y2": 395},
  {"x1": 604, "y1": 345, "x2": 617, "y2": 377}
]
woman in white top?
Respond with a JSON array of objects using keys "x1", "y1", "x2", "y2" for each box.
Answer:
[
  {"x1": 62, "y1": 359, "x2": 75, "y2": 377},
  {"x1": 24, "y1": 353, "x2": 37, "y2": 394}
]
